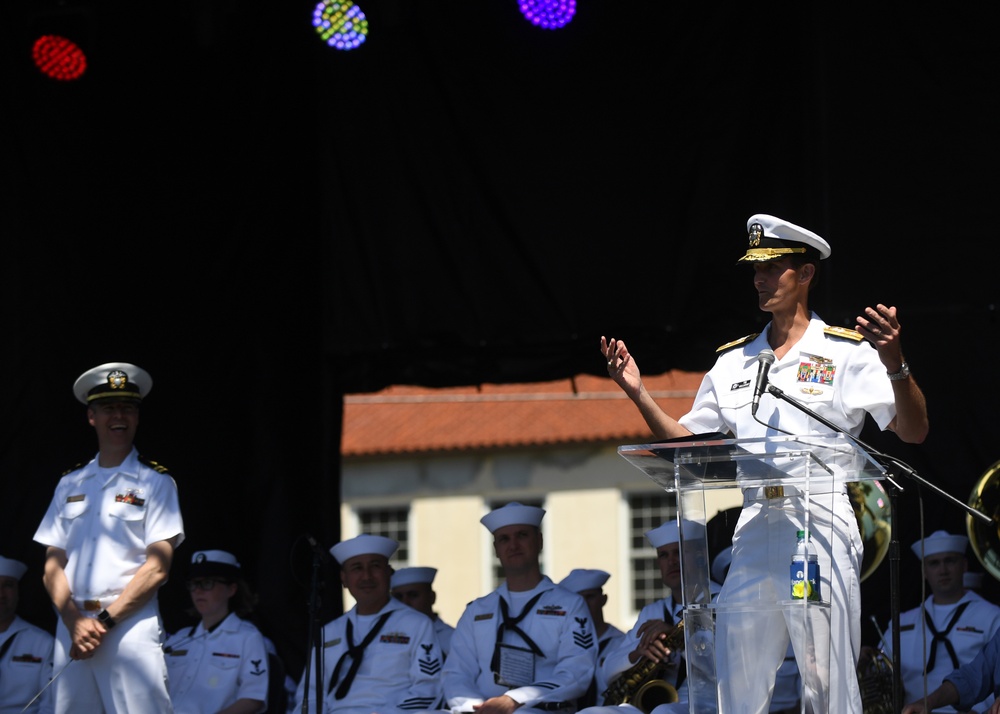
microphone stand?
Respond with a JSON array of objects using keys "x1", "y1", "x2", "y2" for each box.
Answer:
[
  {"x1": 301, "y1": 539, "x2": 326, "y2": 714},
  {"x1": 766, "y1": 383, "x2": 990, "y2": 713}
]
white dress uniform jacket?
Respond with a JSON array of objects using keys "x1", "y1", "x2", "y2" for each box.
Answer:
[
  {"x1": 165, "y1": 612, "x2": 270, "y2": 714},
  {"x1": 678, "y1": 315, "x2": 896, "y2": 714},
  {"x1": 884, "y1": 591, "x2": 1000, "y2": 713},
  {"x1": 292, "y1": 597, "x2": 442, "y2": 714},
  {"x1": 33, "y1": 447, "x2": 185, "y2": 714},
  {"x1": 34, "y1": 448, "x2": 186, "y2": 601},
  {"x1": 0, "y1": 616, "x2": 54, "y2": 714},
  {"x1": 442, "y1": 577, "x2": 597, "y2": 714}
]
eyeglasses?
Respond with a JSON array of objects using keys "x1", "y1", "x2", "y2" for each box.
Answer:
[{"x1": 186, "y1": 578, "x2": 228, "y2": 592}]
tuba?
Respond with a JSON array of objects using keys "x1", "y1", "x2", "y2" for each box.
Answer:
[
  {"x1": 967, "y1": 459, "x2": 1000, "y2": 581},
  {"x1": 602, "y1": 621, "x2": 684, "y2": 713},
  {"x1": 849, "y1": 481, "x2": 894, "y2": 713}
]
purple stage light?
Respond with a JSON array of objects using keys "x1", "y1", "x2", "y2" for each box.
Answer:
[{"x1": 518, "y1": 0, "x2": 576, "y2": 30}]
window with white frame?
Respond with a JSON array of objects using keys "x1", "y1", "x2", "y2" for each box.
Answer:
[
  {"x1": 358, "y1": 507, "x2": 410, "y2": 568},
  {"x1": 628, "y1": 492, "x2": 676, "y2": 611}
]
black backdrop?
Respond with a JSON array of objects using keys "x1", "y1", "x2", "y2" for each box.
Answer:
[{"x1": 2, "y1": 0, "x2": 998, "y2": 680}]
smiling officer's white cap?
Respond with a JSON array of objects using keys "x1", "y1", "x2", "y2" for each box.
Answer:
[
  {"x1": 559, "y1": 569, "x2": 610, "y2": 593},
  {"x1": 73, "y1": 362, "x2": 153, "y2": 404},
  {"x1": 646, "y1": 518, "x2": 705, "y2": 548},
  {"x1": 480, "y1": 502, "x2": 545, "y2": 533},
  {"x1": 0, "y1": 555, "x2": 27, "y2": 580},
  {"x1": 911, "y1": 530, "x2": 968, "y2": 560},
  {"x1": 330, "y1": 534, "x2": 398, "y2": 565},
  {"x1": 739, "y1": 214, "x2": 831, "y2": 263},
  {"x1": 391, "y1": 566, "x2": 437, "y2": 589}
]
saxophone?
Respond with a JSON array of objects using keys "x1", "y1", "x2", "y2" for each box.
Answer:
[{"x1": 602, "y1": 621, "x2": 685, "y2": 713}]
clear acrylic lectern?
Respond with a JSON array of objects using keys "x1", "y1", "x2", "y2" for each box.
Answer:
[{"x1": 618, "y1": 433, "x2": 886, "y2": 714}]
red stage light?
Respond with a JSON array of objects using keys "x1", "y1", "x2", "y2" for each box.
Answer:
[{"x1": 32, "y1": 34, "x2": 88, "y2": 81}]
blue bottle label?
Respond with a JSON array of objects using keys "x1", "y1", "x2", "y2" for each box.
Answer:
[{"x1": 790, "y1": 560, "x2": 821, "y2": 601}]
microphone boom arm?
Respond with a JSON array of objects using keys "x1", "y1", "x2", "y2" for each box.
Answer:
[{"x1": 765, "y1": 384, "x2": 988, "y2": 523}]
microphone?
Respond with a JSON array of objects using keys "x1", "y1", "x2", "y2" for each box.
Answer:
[{"x1": 751, "y1": 349, "x2": 776, "y2": 416}]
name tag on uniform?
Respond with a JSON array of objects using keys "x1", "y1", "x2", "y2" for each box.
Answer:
[{"x1": 66, "y1": 494, "x2": 85, "y2": 503}]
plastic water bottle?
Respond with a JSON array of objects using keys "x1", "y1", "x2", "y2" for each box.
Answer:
[{"x1": 790, "y1": 529, "x2": 820, "y2": 601}]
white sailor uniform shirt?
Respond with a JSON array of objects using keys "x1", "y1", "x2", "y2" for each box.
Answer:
[
  {"x1": 593, "y1": 624, "x2": 625, "y2": 705},
  {"x1": 434, "y1": 616, "x2": 455, "y2": 658},
  {"x1": 884, "y1": 591, "x2": 1000, "y2": 713},
  {"x1": 442, "y1": 577, "x2": 597, "y2": 713},
  {"x1": 292, "y1": 597, "x2": 442, "y2": 714},
  {"x1": 164, "y1": 612, "x2": 269, "y2": 714},
  {"x1": 600, "y1": 586, "x2": 721, "y2": 711},
  {"x1": 0, "y1": 616, "x2": 54, "y2": 714}
]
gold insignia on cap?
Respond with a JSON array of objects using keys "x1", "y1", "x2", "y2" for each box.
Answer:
[
  {"x1": 107, "y1": 370, "x2": 129, "y2": 390},
  {"x1": 748, "y1": 223, "x2": 763, "y2": 248}
]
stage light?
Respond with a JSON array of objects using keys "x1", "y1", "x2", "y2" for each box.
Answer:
[
  {"x1": 518, "y1": 0, "x2": 576, "y2": 29},
  {"x1": 312, "y1": 0, "x2": 369, "y2": 51},
  {"x1": 32, "y1": 34, "x2": 88, "y2": 81}
]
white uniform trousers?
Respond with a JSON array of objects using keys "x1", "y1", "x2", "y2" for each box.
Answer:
[
  {"x1": 714, "y1": 490, "x2": 862, "y2": 714},
  {"x1": 52, "y1": 598, "x2": 172, "y2": 714}
]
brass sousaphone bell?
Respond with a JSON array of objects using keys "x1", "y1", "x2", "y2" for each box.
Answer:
[
  {"x1": 849, "y1": 479, "x2": 893, "y2": 582},
  {"x1": 967, "y1": 459, "x2": 1000, "y2": 580}
]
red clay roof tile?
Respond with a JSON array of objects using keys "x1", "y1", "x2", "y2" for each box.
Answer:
[{"x1": 343, "y1": 371, "x2": 705, "y2": 457}]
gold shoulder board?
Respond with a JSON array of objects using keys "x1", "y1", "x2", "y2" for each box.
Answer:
[
  {"x1": 61, "y1": 462, "x2": 86, "y2": 476},
  {"x1": 716, "y1": 333, "x2": 759, "y2": 353},
  {"x1": 138, "y1": 455, "x2": 170, "y2": 474},
  {"x1": 823, "y1": 326, "x2": 864, "y2": 342}
]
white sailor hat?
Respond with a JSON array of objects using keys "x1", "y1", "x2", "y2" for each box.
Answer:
[
  {"x1": 711, "y1": 545, "x2": 733, "y2": 585},
  {"x1": 391, "y1": 566, "x2": 437, "y2": 588},
  {"x1": 480, "y1": 502, "x2": 545, "y2": 533},
  {"x1": 329, "y1": 534, "x2": 398, "y2": 565},
  {"x1": 558, "y1": 568, "x2": 610, "y2": 593},
  {"x1": 189, "y1": 550, "x2": 241, "y2": 580},
  {"x1": 911, "y1": 530, "x2": 968, "y2": 560},
  {"x1": 73, "y1": 362, "x2": 153, "y2": 405},
  {"x1": 645, "y1": 518, "x2": 705, "y2": 549},
  {"x1": 0, "y1": 555, "x2": 27, "y2": 580},
  {"x1": 965, "y1": 571, "x2": 985, "y2": 590},
  {"x1": 739, "y1": 214, "x2": 831, "y2": 263}
]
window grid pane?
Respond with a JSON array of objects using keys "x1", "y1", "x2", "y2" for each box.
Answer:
[
  {"x1": 628, "y1": 492, "x2": 676, "y2": 611},
  {"x1": 358, "y1": 507, "x2": 410, "y2": 566}
]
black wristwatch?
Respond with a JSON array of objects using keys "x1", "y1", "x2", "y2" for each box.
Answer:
[{"x1": 98, "y1": 609, "x2": 117, "y2": 629}]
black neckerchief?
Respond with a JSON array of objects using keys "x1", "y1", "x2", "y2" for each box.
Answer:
[
  {"x1": 923, "y1": 600, "x2": 971, "y2": 672},
  {"x1": 329, "y1": 611, "x2": 393, "y2": 699},
  {"x1": 489, "y1": 591, "x2": 546, "y2": 676},
  {"x1": 0, "y1": 630, "x2": 18, "y2": 661}
]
